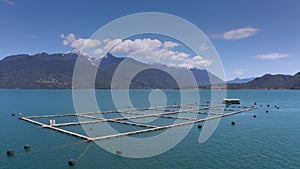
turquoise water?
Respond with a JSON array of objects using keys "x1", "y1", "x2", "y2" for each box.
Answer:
[{"x1": 0, "y1": 90, "x2": 299, "y2": 169}]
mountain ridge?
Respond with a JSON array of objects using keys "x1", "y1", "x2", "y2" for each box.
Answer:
[
  {"x1": 0, "y1": 52, "x2": 223, "y2": 89},
  {"x1": 227, "y1": 77, "x2": 255, "y2": 84},
  {"x1": 226, "y1": 73, "x2": 300, "y2": 89}
]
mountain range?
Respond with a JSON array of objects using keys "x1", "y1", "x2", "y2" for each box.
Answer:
[
  {"x1": 1, "y1": 52, "x2": 299, "y2": 89},
  {"x1": 226, "y1": 73, "x2": 300, "y2": 89},
  {"x1": 0, "y1": 52, "x2": 223, "y2": 89},
  {"x1": 227, "y1": 77, "x2": 255, "y2": 84}
]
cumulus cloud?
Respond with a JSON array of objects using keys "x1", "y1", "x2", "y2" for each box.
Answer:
[
  {"x1": 107, "y1": 38, "x2": 212, "y2": 68},
  {"x1": 71, "y1": 38, "x2": 101, "y2": 51},
  {"x1": 60, "y1": 34, "x2": 213, "y2": 68},
  {"x1": 199, "y1": 43, "x2": 210, "y2": 51},
  {"x1": 93, "y1": 48, "x2": 104, "y2": 55},
  {"x1": 255, "y1": 52, "x2": 289, "y2": 60},
  {"x1": 109, "y1": 39, "x2": 191, "y2": 62},
  {"x1": 111, "y1": 38, "x2": 162, "y2": 54},
  {"x1": 233, "y1": 69, "x2": 246, "y2": 76},
  {"x1": 163, "y1": 41, "x2": 179, "y2": 49},
  {"x1": 61, "y1": 33, "x2": 101, "y2": 51},
  {"x1": 170, "y1": 52, "x2": 189, "y2": 61},
  {"x1": 61, "y1": 33, "x2": 76, "y2": 46},
  {"x1": 178, "y1": 55, "x2": 213, "y2": 68},
  {"x1": 104, "y1": 39, "x2": 122, "y2": 51},
  {"x1": 223, "y1": 27, "x2": 259, "y2": 40}
]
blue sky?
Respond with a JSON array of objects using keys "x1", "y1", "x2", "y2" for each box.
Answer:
[{"x1": 1, "y1": 0, "x2": 299, "y2": 80}]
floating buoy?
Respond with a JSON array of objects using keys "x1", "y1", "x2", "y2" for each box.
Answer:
[
  {"x1": 24, "y1": 145, "x2": 30, "y2": 150},
  {"x1": 254, "y1": 102, "x2": 257, "y2": 105},
  {"x1": 231, "y1": 121, "x2": 236, "y2": 125},
  {"x1": 277, "y1": 107, "x2": 279, "y2": 109},
  {"x1": 260, "y1": 105, "x2": 263, "y2": 107},
  {"x1": 266, "y1": 110, "x2": 269, "y2": 113},
  {"x1": 11, "y1": 114, "x2": 15, "y2": 116},
  {"x1": 253, "y1": 115, "x2": 257, "y2": 118},
  {"x1": 116, "y1": 150, "x2": 122, "y2": 155},
  {"x1": 6, "y1": 150, "x2": 14, "y2": 156},
  {"x1": 206, "y1": 101, "x2": 210, "y2": 104},
  {"x1": 68, "y1": 159, "x2": 76, "y2": 166},
  {"x1": 267, "y1": 105, "x2": 270, "y2": 107},
  {"x1": 198, "y1": 125, "x2": 202, "y2": 128}
]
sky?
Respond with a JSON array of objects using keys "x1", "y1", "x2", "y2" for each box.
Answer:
[{"x1": 1, "y1": 0, "x2": 300, "y2": 80}]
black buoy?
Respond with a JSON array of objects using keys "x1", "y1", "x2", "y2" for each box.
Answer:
[
  {"x1": 206, "y1": 101, "x2": 210, "y2": 104},
  {"x1": 277, "y1": 107, "x2": 279, "y2": 109},
  {"x1": 11, "y1": 113, "x2": 15, "y2": 116},
  {"x1": 231, "y1": 121, "x2": 236, "y2": 125},
  {"x1": 198, "y1": 125, "x2": 202, "y2": 129},
  {"x1": 116, "y1": 150, "x2": 122, "y2": 155},
  {"x1": 267, "y1": 105, "x2": 270, "y2": 107},
  {"x1": 254, "y1": 102, "x2": 257, "y2": 105},
  {"x1": 6, "y1": 150, "x2": 14, "y2": 156},
  {"x1": 68, "y1": 159, "x2": 76, "y2": 166},
  {"x1": 260, "y1": 105, "x2": 263, "y2": 107},
  {"x1": 253, "y1": 115, "x2": 257, "y2": 118},
  {"x1": 266, "y1": 110, "x2": 269, "y2": 113},
  {"x1": 24, "y1": 145, "x2": 30, "y2": 150}
]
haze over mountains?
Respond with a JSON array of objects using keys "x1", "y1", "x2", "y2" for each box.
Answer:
[{"x1": 0, "y1": 52, "x2": 299, "y2": 89}]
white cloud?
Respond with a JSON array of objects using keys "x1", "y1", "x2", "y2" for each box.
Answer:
[
  {"x1": 93, "y1": 48, "x2": 104, "y2": 55},
  {"x1": 60, "y1": 35, "x2": 213, "y2": 69},
  {"x1": 256, "y1": 52, "x2": 289, "y2": 60},
  {"x1": 61, "y1": 33, "x2": 76, "y2": 46},
  {"x1": 103, "y1": 39, "x2": 110, "y2": 43},
  {"x1": 71, "y1": 38, "x2": 101, "y2": 51},
  {"x1": 170, "y1": 52, "x2": 189, "y2": 61},
  {"x1": 109, "y1": 39, "x2": 190, "y2": 62},
  {"x1": 104, "y1": 38, "x2": 122, "y2": 51},
  {"x1": 111, "y1": 38, "x2": 162, "y2": 54},
  {"x1": 223, "y1": 27, "x2": 259, "y2": 40},
  {"x1": 61, "y1": 33, "x2": 101, "y2": 51},
  {"x1": 163, "y1": 41, "x2": 179, "y2": 49},
  {"x1": 134, "y1": 48, "x2": 189, "y2": 61},
  {"x1": 1, "y1": 0, "x2": 14, "y2": 5},
  {"x1": 109, "y1": 38, "x2": 211, "y2": 68},
  {"x1": 178, "y1": 55, "x2": 213, "y2": 68},
  {"x1": 233, "y1": 69, "x2": 246, "y2": 76},
  {"x1": 199, "y1": 43, "x2": 210, "y2": 51}
]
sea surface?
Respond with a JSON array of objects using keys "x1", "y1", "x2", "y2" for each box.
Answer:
[{"x1": 0, "y1": 90, "x2": 299, "y2": 169}]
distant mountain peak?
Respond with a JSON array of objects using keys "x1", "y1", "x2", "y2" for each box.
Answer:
[
  {"x1": 102, "y1": 53, "x2": 120, "y2": 60},
  {"x1": 64, "y1": 49, "x2": 85, "y2": 56},
  {"x1": 227, "y1": 77, "x2": 255, "y2": 84},
  {"x1": 36, "y1": 52, "x2": 49, "y2": 56}
]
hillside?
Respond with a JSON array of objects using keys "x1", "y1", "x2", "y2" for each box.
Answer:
[
  {"x1": 227, "y1": 77, "x2": 255, "y2": 84},
  {"x1": 0, "y1": 52, "x2": 223, "y2": 89},
  {"x1": 227, "y1": 73, "x2": 300, "y2": 89}
]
